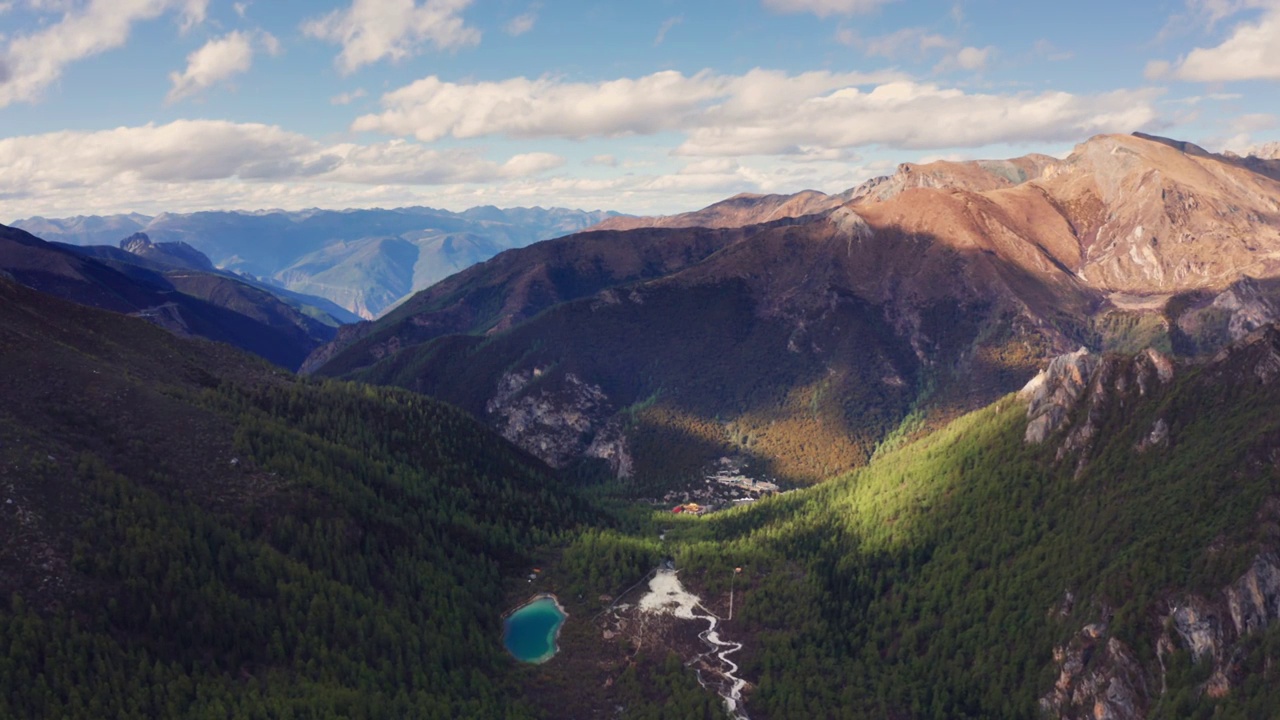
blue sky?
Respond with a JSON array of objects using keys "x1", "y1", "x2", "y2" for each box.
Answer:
[{"x1": 1, "y1": 0, "x2": 1278, "y2": 220}]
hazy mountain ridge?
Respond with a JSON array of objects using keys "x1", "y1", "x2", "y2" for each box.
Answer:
[
  {"x1": 13, "y1": 205, "x2": 624, "y2": 320},
  {"x1": 0, "y1": 223, "x2": 347, "y2": 369}
]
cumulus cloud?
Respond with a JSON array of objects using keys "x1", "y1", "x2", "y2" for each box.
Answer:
[
  {"x1": 167, "y1": 31, "x2": 255, "y2": 102},
  {"x1": 352, "y1": 69, "x2": 1161, "y2": 156},
  {"x1": 352, "y1": 69, "x2": 907, "y2": 142},
  {"x1": 0, "y1": 120, "x2": 565, "y2": 217},
  {"x1": 303, "y1": 0, "x2": 480, "y2": 74},
  {"x1": 762, "y1": 0, "x2": 895, "y2": 17},
  {"x1": 0, "y1": 0, "x2": 209, "y2": 107},
  {"x1": 678, "y1": 83, "x2": 1161, "y2": 156},
  {"x1": 1160, "y1": 3, "x2": 1280, "y2": 81}
]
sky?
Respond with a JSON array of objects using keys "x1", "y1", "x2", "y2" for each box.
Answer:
[{"x1": 1, "y1": 0, "x2": 1278, "y2": 220}]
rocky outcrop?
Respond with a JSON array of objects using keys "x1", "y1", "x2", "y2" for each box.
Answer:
[
  {"x1": 584, "y1": 417, "x2": 634, "y2": 479},
  {"x1": 1041, "y1": 622, "x2": 1148, "y2": 720},
  {"x1": 486, "y1": 369, "x2": 619, "y2": 470},
  {"x1": 1175, "y1": 278, "x2": 1280, "y2": 356},
  {"x1": 1152, "y1": 551, "x2": 1280, "y2": 703},
  {"x1": 1208, "y1": 325, "x2": 1280, "y2": 385},
  {"x1": 1043, "y1": 551, "x2": 1280, "y2": 719},
  {"x1": 1020, "y1": 348, "x2": 1099, "y2": 444},
  {"x1": 1226, "y1": 552, "x2": 1280, "y2": 636},
  {"x1": 1021, "y1": 348, "x2": 1174, "y2": 466},
  {"x1": 1136, "y1": 418, "x2": 1170, "y2": 452}
]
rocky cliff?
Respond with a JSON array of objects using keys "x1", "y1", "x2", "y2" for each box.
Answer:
[{"x1": 1026, "y1": 338, "x2": 1280, "y2": 719}]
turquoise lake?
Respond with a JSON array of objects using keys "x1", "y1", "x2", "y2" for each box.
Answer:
[{"x1": 503, "y1": 596, "x2": 566, "y2": 663}]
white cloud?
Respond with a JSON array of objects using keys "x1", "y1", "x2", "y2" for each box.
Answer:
[
  {"x1": 352, "y1": 69, "x2": 1161, "y2": 156},
  {"x1": 167, "y1": 31, "x2": 254, "y2": 102},
  {"x1": 1161, "y1": 3, "x2": 1280, "y2": 81},
  {"x1": 0, "y1": 0, "x2": 210, "y2": 107},
  {"x1": 762, "y1": 0, "x2": 895, "y2": 17},
  {"x1": 1144, "y1": 60, "x2": 1173, "y2": 80},
  {"x1": 585, "y1": 154, "x2": 618, "y2": 167},
  {"x1": 259, "y1": 30, "x2": 282, "y2": 56},
  {"x1": 331, "y1": 88, "x2": 367, "y2": 105},
  {"x1": 352, "y1": 69, "x2": 908, "y2": 142},
  {"x1": 0, "y1": 120, "x2": 566, "y2": 217},
  {"x1": 233, "y1": 1, "x2": 249, "y2": 18},
  {"x1": 1187, "y1": 0, "x2": 1272, "y2": 24},
  {"x1": 505, "y1": 9, "x2": 536, "y2": 36},
  {"x1": 178, "y1": 0, "x2": 209, "y2": 33},
  {"x1": 935, "y1": 45, "x2": 993, "y2": 72},
  {"x1": 849, "y1": 27, "x2": 957, "y2": 58},
  {"x1": 1230, "y1": 112, "x2": 1278, "y2": 132},
  {"x1": 678, "y1": 83, "x2": 1161, "y2": 156},
  {"x1": 302, "y1": 0, "x2": 480, "y2": 75},
  {"x1": 654, "y1": 15, "x2": 683, "y2": 45}
]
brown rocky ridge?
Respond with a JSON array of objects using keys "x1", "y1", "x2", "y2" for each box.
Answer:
[{"x1": 306, "y1": 132, "x2": 1280, "y2": 489}]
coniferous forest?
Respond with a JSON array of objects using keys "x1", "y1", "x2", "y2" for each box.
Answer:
[{"x1": 6, "y1": 267, "x2": 1280, "y2": 719}]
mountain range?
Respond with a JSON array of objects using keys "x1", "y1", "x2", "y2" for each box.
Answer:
[
  {"x1": 306, "y1": 133, "x2": 1280, "y2": 490},
  {"x1": 0, "y1": 224, "x2": 353, "y2": 369},
  {"x1": 5, "y1": 131, "x2": 1280, "y2": 719},
  {"x1": 12, "y1": 206, "x2": 622, "y2": 320}
]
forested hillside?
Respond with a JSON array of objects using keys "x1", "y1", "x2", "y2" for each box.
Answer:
[
  {"x1": 646, "y1": 340, "x2": 1280, "y2": 719},
  {"x1": 0, "y1": 277, "x2": 596, "y2": 718}
]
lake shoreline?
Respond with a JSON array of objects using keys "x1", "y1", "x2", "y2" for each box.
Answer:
[{"x1": 504, "y1": 593, "x2": 569, "y2": 664}]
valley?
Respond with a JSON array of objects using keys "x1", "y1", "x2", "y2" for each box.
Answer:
[{"x1": 4, "y1": 132, "x2": 1280, "y2": 720}]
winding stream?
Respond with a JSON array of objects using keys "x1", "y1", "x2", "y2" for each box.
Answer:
[{"x1": 638, "y1": 569, "x2": 749, "y2": 720}]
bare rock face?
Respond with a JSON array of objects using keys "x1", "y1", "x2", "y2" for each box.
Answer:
[
  {"x1": 1046, "y1": 549, "x2": 1280, "y2": 720},
  {"x1": 1148, "y1": 552, "x2": 1280, "y2": 703},
  {"x1": 1167, "y1": 597, "x2": 1227, "y2": 664},
  {"x1": 1136, "y1": 418, "x2": 1170, "y2": 452},
  {"x1": 1208, "y1": 325, "x2": 1280, "y2": 385},
  {"x1": 1021, "y1": 348, "x2": 1175, "y2": 471},
  {"x1": 1215, "y1": 280, "x2": 1280, "y2": 342},
  {"x1": 486, "y1": 369, "x2": 620, "y2": 471},
  {"x1": 1041, "y1": 622, "x2": 1148, "y2": 720},
  {"x1": 584, "y1": 417, "x2": 634, "y2": 479},
  {"x1": 1176, "y1": 278, "x2": 1280, "y2": 355},
  {"x1": 1020, "y1": 348, "x2": 1099, "y2": 444},
  {"x1": 1226, "y1": 552, "x2": 1280, "y2": 636}
]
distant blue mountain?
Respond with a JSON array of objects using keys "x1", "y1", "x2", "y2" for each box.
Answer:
[{"x1": 14, "y1": 205, "x2": 626, "y2": 318}]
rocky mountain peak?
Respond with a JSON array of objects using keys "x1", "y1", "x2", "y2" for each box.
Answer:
[
  {"x1": 120, "y1": 232, "x2": 215, "y2": 271},
  {"x1": 1226, "y1": 141, "x2": 1280, "y2": 161}
]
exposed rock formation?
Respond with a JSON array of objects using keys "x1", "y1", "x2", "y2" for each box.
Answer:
[
  {"x1": 486, "y1": 369, "x2": 618, "y2": 470},
  {"x1": 1021, "y1": 348, "x2": 1174, "y2": 462},
  {"x1": 584, "y1": 417, "x2": 635, "y2": 479},
  {"x1": 1020, "y1": 348, "x2": 1099, "y2": 444},
  {"x1": 1041, "y1": 622, "x2": 1148, "y2": 720},
  {"x1": 1044, "y1": 549, "x2": 1280, "y2": 719},
  {"x1": 1156, "y1": 552, "x2": 1280, "y2": 702}
]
